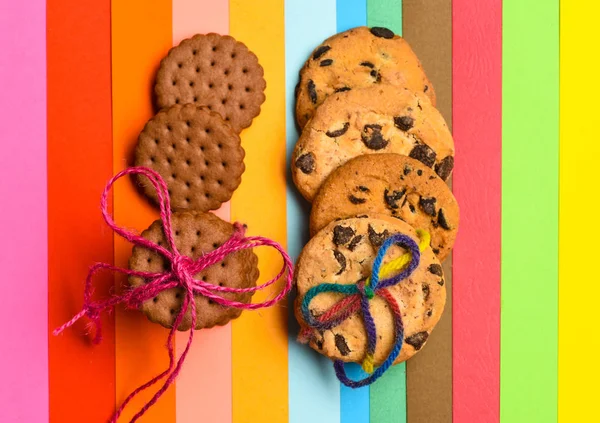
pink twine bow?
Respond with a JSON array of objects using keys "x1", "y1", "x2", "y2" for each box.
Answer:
[{"x1": 53, "y1": 166, "x2": 294, "y2": 423}]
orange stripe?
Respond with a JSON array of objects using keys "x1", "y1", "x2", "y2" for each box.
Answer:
[
  {"x1": 171, "y1": 1, "x2": 232, "y2": 422},
  {"x1": 111, "y1": 1, "x2": 175, "y2": 421},
  {"x1": 47, "y1": 1, "x2": 115, "y2": 421},
  {"x1": 229, "y1": 0, "x2": 288, "y2": 422}
]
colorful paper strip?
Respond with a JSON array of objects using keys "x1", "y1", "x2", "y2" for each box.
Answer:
[
  {"x1": 403, "y1": 0, "x2": 454, "y2": 420},
  {"x1": 335, "y1": 2, "x2": 371, "y2": 423},
  {"x1": 111, "y1": 1, "x2": 176, "y2": 421},
  {"x1": 365, "y1": 4, "x2": 408, "y2": 423},
  {"x1": 502, "y1": 1, "x2": 559, "y2": 422},
  {"x1": 367, "y1": 0, "x2": 402, "y2": 36},
  {"x1": 558, "y1": 1, "x2": 598, "y2": 422},
  {"x1": 285, "y1": 0, "x2": 340, "y2": 422},
  {"x1": 171, "y1": 1, "x2": 232, "y2": 423},
  {"x1": 230, "y1": 1, "x2": 289, "y2": 422},
  {"x1": 0, "y1": 1, "x2": 48, "y2": 421},
  {"x1": 47, "y1": 0, "x2": 115, "y2": 421},
  {"x1": 452, "y1": 0, "x2": 502, "y2": 421}
]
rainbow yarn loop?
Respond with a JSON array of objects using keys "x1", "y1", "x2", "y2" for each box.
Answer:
[{"x1": 299, "y1": 229, "x2": 430, "y2": 388}]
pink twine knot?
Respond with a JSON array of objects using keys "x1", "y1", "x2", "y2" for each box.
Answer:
[
  {"x1": 53, "y1": 167, "x2": 294, "y2": 423},
  {"x1": 171, "y1": 255, "x2": 195, "y2": 287}
]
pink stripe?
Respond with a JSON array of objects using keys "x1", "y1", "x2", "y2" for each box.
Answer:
[
  {"x1": 0, "y1": 1, "x2": 49, "y2": 421},
  {"x1": 172, "y1": 1, "x2": 231, "y2": 422},
  {"x1": 452, "y1": 0, "x2": 501, "y2": 422}
]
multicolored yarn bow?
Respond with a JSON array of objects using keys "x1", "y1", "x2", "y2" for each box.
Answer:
[
  {"x1": 53, "y1": 166, "x2": 294, "y2": 423},
  {"x1": 298, "y1": 230, "x2": 429, "y2": 388}
]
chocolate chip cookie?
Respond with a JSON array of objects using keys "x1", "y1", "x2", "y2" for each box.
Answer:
[
  {"x1": 292, "y1": 86, "x2": 454, "y2": 201},
  {"x1": 155, "y1": 33, "x2": 266, "y2": 133},
  {"x1": 310, "y1": 154, "x2": 459, "y2": 261},
  {"x1": 295, "y1": 26, "x2": 435, "y2": 128},
  {"x1": 134, "y1": 104, "x2": 245, "y2": 212},
  {"x1": 294, "y1": 215, "x2": 446, "y2": 365},
  {"x1": 129, "y1": 211, "x2": 259, "y2": 330}
]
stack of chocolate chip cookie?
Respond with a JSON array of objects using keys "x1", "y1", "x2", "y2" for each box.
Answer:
[
  {"x1": 129, "y1": 33, "x2": 267, "y2": 330},
  {"x1": 292, "y1": 27, "x2": 459, "y2": 367}
]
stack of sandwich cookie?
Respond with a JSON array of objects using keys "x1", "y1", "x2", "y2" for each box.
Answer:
[
  {"x1": 54, "y1": 32, "x2": 296, "y2": 423},
  {"x1": 132, "y1": 33, "x2": 267, "y2": 329}
]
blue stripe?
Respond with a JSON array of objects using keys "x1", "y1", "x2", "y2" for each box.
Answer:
[
  {"x1": 286, "y1": 1, "x2": 340, "y2": 422},
  {"x1": 336, "y1": 1, "x2": 369, "y2": 422},
  {"x1": 337, "y1": 0, "x2": 367, "y2": 31},
  {"x1": 341, "y1": 364, "x2": 370, "y2": 423}
]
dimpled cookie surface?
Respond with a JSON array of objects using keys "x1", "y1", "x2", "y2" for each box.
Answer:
[
  {"x1": 295, "y1": 26, "x2": 435, "y2": 128},
  {"x1": 294, "y1": 215, "x2": 446, "y2": 365},
  {"x1": 310, "y1": 154, "x2": 459, "y2": 261},
  {"x1": 129, "y1": 211, "x2": 259, "y2": 330},
  {"x1": 292, "y1": 86, "x2": 454, "y2": 201},
  {"x1": 155, "y1": 33, "x2": 266, "y2": 133},
  {"x1": 135, "y1": 104, "x2": 245, "y2": 212}
]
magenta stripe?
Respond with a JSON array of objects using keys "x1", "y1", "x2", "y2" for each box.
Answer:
[{"x1": 0, "y1": 1, "x2": 49, "y2": 422}]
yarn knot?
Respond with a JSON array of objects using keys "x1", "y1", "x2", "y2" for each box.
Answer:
[
  {"x1": 358, "y1": 282, "x2": 375, "y2": 300},
  {"x1": 171, "y1": 255, "x2": 195, "y2": 286},
  {"x1": 299, "y1": 229, "x2": 430, "y2": 388},
  {"x1": 53, "y1": 166, "x2": 294, "y2": 423}
]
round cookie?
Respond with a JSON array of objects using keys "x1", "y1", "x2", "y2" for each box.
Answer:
[
  {"x1": 135, "y1": 103, "x2": 245, "y2": 212},
  {"x1": 129, "y1": 211, "x2": 260, "y2": 330},
  {"x1": 294, "y1": 215, "x2": 446, "y2": 365},
  {"x1": 310, "y1": 154, "x2": 459, "y2": 261},
  {"x1": 292, "y1": 86, "x2": 454, "y2": 201},
  {"x1": 155, "y1": 33, "x2": 266, "y2": 133},
  {"x1": 295, "y1": 26, "x2": 435, "y2": 128}
]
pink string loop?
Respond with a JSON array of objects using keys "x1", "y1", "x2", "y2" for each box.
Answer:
[{"x1": 53, "y1": 166, "x2": 294, "y2": 423}]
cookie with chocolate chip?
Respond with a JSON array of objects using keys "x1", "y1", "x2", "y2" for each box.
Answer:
[
  {"x1": 295, "y1": 26, "x2": 435, "y2": 128},
  {"x1": 129, "y1": 211, "x2": 259, "y2": 330},
  {"x1": 155, "y1": 33, "x2": 266, "y2": 133},
  {"x1": 135, "y1": 103, "x2": 245, "y2": 212},
  {"x1": 311, "y1": 154, "x2": 459, "y2": 261},
  {"x1": 292, "y1": 86, "x2": 454, "y2": 201},
  {"x1": 294, "y1": 215, "x2": 446, "y2": 365}
]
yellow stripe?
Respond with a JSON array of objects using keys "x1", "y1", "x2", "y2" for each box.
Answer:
[
  {"x1": 559, "y1": 1, "x2": 600, "y2": 421},
  {"x1": 229, "y1": 0, "x2": 288, "y2": 422}
]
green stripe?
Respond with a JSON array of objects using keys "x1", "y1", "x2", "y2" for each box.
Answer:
[
  {"x1": 367, "y1": 5, "x2": 405, "y2": 423},
  {"x1": 370, "y1": 363, "x2": 406, "y2": 423},
  {"x1": 367, "y1": 0, "x2": 402, "y2": 35},
  {"x1": 501, "y1": 1, "x2": 558, "y2": 422}
]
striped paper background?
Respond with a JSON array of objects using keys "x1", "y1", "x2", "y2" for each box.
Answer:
[{"x1": 0, "y1": 0, "x2": 592, "y2": 422}]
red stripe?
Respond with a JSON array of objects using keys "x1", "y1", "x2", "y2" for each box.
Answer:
[
  {"x1": 452, "y1": 0, "x2": 502, "y2": 421},
  {"x1": 47, "y1": 0, "x2": 115, "y2": 421}
]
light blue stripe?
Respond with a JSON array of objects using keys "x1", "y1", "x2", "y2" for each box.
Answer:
[
  {"x1": 335, "y1": 1, "x2": 370, "y2": 423},
  {"x1": 286, "y1": 1, "x2": 340, "y2": 423},
  {"x1": 337, "y1": 0, "x2": 367, "y2": 31}
]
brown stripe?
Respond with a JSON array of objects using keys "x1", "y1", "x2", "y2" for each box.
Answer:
[{"x1": 403, "y1": 0, "x2": 453, "y2": 422}]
